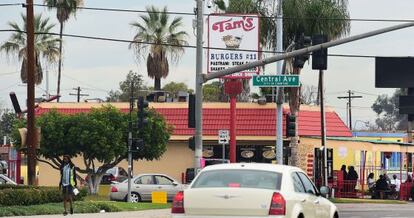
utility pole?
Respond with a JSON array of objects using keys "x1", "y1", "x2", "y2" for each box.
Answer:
[
  {"x1": 194, "y1": 0, "x2": 204, "y2": 172},
  {"x1": 25, "y1": 0, "x2": 37, "y2": 186},
  {"x1": 275, "y1": 0, "x2": 284, "y2": 164},
  {"x1": 337, "y1": 90, "x2": 362, "y2": 130},
  {"x1": 69, "y1": 87, "x2": 89, "y2": 102}
]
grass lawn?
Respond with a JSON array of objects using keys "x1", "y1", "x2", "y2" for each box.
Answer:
[
  {"x1": 331, "y1": 198, "x2": 407, "y2": 204},
  {"x1": 0, "y1": 201, "x2": 171, "y2": 217},
  {"x1": 101, "y1": 201, "x2": 171, "y2": 211}
]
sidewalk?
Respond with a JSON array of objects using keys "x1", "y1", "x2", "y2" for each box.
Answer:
[{"x1": 2, "y1": 209, "x2": 171, "y2": 218}]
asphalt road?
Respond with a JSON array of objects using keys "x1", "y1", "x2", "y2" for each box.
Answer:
[
  {"x1": 338, "y1": 203, "x2": 414, "y2": 218},
  {"x1": 6, "y1": 203, "x2": 414, "y2": 218}
]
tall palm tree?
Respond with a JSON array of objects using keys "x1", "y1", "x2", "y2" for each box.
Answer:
[
  {"x1": 44, "y1": 0, "x2": 84, "y2": 100},
  {"x1": 1, "y1": 14, "x2": 60, "y2": 85},
  {"x1": 130, "y1": 6, "x2": 188, "y2": 96}
]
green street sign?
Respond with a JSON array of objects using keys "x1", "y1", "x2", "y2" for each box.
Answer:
[{"x1": 253, "y1": 75, "x2": 300, "y2": 87}]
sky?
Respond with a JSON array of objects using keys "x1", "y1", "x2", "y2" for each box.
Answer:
[{"x1": 1, "y1": 0, "x2": 414, "y2": 130}]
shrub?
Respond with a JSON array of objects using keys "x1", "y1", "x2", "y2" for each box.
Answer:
[
  {"x1": 0, "y1": 186, "x2": 88, "y2": 206},
  {"x1": 0, "y1": 188, "x2": 62, "y2": 206}
]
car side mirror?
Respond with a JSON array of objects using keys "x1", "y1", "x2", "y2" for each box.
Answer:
[
  {"x1": 172, "y1": 181, "x2": 179, "y2": 186},
  {"x1": 320, "y1": 186, "x2": 329, "y2": 197}
]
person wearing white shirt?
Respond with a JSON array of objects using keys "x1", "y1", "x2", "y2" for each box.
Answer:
[{"x1": 390, "y1": 174, "x2": 401, "y2": 192}]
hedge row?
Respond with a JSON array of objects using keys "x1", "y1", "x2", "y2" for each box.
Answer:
[{"x1": 0, "y1": 185, "x2": 87, "y2": 206}]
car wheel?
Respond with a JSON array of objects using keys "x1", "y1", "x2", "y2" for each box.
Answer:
[{"x1": 130, "y1": 192, "x2": 142, "y2": 203}]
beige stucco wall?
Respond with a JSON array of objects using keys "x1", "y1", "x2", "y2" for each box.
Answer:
[{"x1": 38, "y1": 142, "x2": 193, "y2": 186}]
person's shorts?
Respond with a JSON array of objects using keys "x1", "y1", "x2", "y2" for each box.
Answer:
[{"x1": 62, "y1": 185, "x2": 74, "y2": 196}]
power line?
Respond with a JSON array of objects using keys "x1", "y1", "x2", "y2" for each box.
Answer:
[
  {"x1": 32, "y1": 3, "x2": 196, "y2": 16},
  {"x1": 337, "y1": 90, "x2": 363, "y2": 130},
  {"x1": 353, "y1": 91, "x2": 380, "y2": 97},
  {"x1": 69, "y1": 86, "x2": 89, "y2": 102},
  {"x1": 0, "y1": 82, "x2": 20, "y2": 92},
  {"x1": 0, "y1": 71, "x2": 19, "y2": 77},
  {"x1": 62, "y1": 74, "x2": 110, "y2": 93},
  {"x1": 1, "y1": 29, "x2": 411, "y2": 59},
  {"x1": 29, "y1": 3, "x2": 414, "y2": 23},
  {"x1": 0, "y1": 3, "x2": 23, "y2": 7}
]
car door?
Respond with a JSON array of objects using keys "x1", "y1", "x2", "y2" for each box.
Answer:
[
  {"x1": 291, "y1": 172, "x2": 316, "y2": 218},
  {"x1": 134, "y1": 175, "x2": 156, "y2": 201},
  {"x1": 154, "y1": 175, "x2": 181, "y2": 201},
  {"x1": 297, "y1": 172, "x2": 327, "y2": 218}
]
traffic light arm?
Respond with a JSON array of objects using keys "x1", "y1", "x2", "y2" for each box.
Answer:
[{"x1": 204, "y1": 22, "x2": 414, "y2": 81}]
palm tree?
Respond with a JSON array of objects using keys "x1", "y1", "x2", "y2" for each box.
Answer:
[
  {"x1": 130, "y1": 6, "x2": 188, "y2": 98},
  {"x1": 44, "y1": 0, "x2": 84, "y2": 100},
  {"x1": 1, "y1": 14, "x2": 60, "y2": 85}
]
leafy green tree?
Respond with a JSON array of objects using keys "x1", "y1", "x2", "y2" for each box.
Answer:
[
  {"x1": 130, "y1": 6, "x2": 188, "y2": 93},
  {"x1": 203, "y1": 81, "x2": 225, "y2": 102},
  {"x1": 0, "y1": 14, "x2": 60, "y2": 85},
  {"x1": 44, "y1": 0, "x2": 84, "y2": 99},
  {"x1": 12, "y1": 106, "x2": 172, "y2": 194},
  {"x1": 162, "y1": 82, "x2": 193, "y2": 99},
  {"x1": 0, "y1": 110, "x2": 16, "y2": 144},
  {"x1": 371, "y1": 89, "x2": 406, "y2": 131},
  {"x1": 107, "y1": 71, "x2": 147, "y2": 102}
]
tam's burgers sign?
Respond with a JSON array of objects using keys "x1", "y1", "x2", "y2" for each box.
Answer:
[{"x1": 208, "y1": 14, "x2": 260, "y2": 78}]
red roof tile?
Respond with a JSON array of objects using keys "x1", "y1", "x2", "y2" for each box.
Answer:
[{"x1": 35, "y1": 103, "x2": 351, "y2": 137}]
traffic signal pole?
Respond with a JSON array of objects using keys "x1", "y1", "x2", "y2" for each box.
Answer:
[
  {"x1": 194, "y1": 0, "x2": 204, "y2": 171},
  {"x1": 319, "y1": 70, "x2": 328, "y2": 187},
  {"x1": 275, "y1": 0, "x2": 284, "y2": 165}
]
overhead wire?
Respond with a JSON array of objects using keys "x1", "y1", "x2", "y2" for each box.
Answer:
[
  {"x1": 62, "y1": 74, "x2": 111, "y2": 93},
  {"x1": 0, "y1": 71, "x2": 19, "y2": 77},
  {"x1": 0, "y1": 29, "x2": 409, "y2": 59},
  {"x1": 28, "y1": 3, "x2": 414, "y2": 23}
]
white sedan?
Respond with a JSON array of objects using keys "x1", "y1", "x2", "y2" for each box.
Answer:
[{"x1": 171, "y1": 163, "x2": 338, "y2": 218}]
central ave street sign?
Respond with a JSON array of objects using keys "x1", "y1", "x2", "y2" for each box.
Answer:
[{"x1": 253, "y1": 75, "x2": 300, "y2": 87}]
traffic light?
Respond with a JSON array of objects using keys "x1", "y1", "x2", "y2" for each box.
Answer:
[
  {"x1": 131, "y1": 138, "x2": 144, "y2": 152},
  {"x1": 293, "y1": 34, "x2": 312, "y2": 68},
  {"x1": 137, "y1": 96, "x2": 149, "y2": 130},
  {"x1": 188, "y1": 94, "x2": 195, "y2": 128},
  {"x1": 188, "y1": 136, "x2": 195, "y2": 150},
  {"x1": 312, "y1": 34, "x2": 328, "y2": 70},
  {"x1": 286, "y1": 114, "x2": 296, "y2": 137}
]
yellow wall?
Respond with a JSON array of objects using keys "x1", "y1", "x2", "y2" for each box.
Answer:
[
  {"x1": 355, "y1": 136, "x2": 404, "y2": 143},
  {"x1": 38, "y1": 142, "x2": 193, "y2": 186}
]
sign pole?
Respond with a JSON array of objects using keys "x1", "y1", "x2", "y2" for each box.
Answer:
[
  {"x1": 276, "y1": 0, "x2": 284, "y2": 165},
  {"x1": 218, "y1": 130, "x2": 229, "y2": 163}
]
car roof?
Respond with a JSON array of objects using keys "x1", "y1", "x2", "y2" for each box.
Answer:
[
  {"x1": 134, "y1": 173, "x2": 172, "y2": 177},
  {"x1": 201, "y1": 163, "x2": 304, "y2": 174}
]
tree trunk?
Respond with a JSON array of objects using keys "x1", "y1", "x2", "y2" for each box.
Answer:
[
  {"x1": 288, "y1": 68, "x2": 301, "y2": 167},
  {"x1": 87, "y1": 173, "x2": 104, "y2": 195},
  {"x1": 154, "y1": 78, "x2": 161, "y2": 102},
  {"x1": 56, "y1": 22, "x2": 64, "y2": 102}
]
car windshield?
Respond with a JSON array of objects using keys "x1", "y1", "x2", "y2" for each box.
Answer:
[
  {"x1": 106, "y1": 168, "x2": 116, "y2": 175},
  {"x1": 191, "y1": 169, "x2": 282, "y2": 190}
]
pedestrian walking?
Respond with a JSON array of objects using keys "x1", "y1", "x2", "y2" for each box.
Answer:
[{"x1": 59, "y1": 155, "x2": 77, "y2": 216}]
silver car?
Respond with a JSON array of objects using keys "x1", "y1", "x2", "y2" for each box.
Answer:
[{"x1": 110, "y1": 173, "x2": 185, "y2": 202}]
